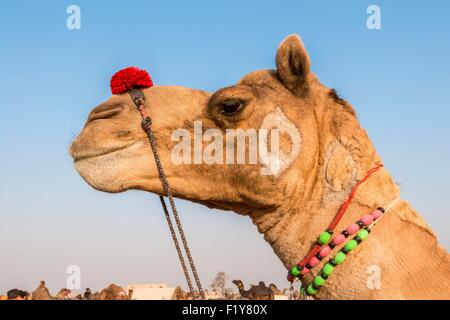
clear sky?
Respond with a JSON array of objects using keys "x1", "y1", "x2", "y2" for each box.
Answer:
[{"x1": 0, "y1": 1, "x2": 449, "y2": 294}]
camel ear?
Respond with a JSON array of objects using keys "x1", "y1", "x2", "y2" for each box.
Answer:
[{"x1": 276, "y1": 34, "x2": 311, "y2": 95}]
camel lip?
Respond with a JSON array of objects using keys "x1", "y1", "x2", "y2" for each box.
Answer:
[{"x1": 72, "y1": 140, "x2": 145, "y2": 163}]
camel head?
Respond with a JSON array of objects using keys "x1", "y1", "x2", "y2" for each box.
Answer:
[
  {"x1": 71, "y1": 34, "x2": 372, "y2": 217},
  {"x1": 232, "y1": 279, "x2": 244, "y2": 288},
  {"x1": 70, "y1": 35, "x2": 450, "y2": 300},
  {"x1": 56, "y1": 288, "x2": 71, "y2": 299}
]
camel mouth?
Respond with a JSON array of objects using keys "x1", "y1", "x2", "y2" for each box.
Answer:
[{"x1": 71, "y1": 140, "x2": 146, "y2": 163}]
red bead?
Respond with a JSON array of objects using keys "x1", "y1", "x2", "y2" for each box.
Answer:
[
  {"x1": 346, "y1": 223, "x2": 360, "y2": 235},
  {"x1": 361, "y1": 214, "x2": 374, "y2": 226},
  {"x1": 319, "y1": 246, "x2": 331, "y2": 258},
  {"x1": 332, "y1": 234, "x2": 346, "y2": 246},
  {"x1": 301, "y1": 268, "x2": 310, "y2": 276},
  {"x1": 371, "y1": 209, "x2": 383, "y2": 220},
  {"x1": 309, "y1": 256, "x2": 320, "y2": 267}
]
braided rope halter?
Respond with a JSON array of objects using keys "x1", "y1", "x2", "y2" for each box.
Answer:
[{"x1": 110, "y1": 67, "x2": 205, "y2": 300}]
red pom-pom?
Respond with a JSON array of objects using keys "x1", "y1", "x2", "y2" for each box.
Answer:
[{"x1": 110, "y1": 66, "x2": 153, "y2": 94}]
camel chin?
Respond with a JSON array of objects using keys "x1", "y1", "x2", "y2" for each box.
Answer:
[{"x1": 73, "y1": 143, "x2": 151, "y2": 193}]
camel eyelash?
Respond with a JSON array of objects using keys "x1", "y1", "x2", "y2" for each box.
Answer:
[{"x1": 218, "y1": 99, "x2": 246, "y2": 116}]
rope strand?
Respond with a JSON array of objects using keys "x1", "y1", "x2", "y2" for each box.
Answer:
[
  {"x1": 135, "y1": 99, "x2": 205, "y2": 299},
  {"x1": 145, "y1": 122, "x2": 205, "y2": 299},
  {"x1": 158, "y1": 195, "x2": 195, "y2": 295}
]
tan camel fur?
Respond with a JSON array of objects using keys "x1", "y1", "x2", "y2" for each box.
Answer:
[
  {"x1": 98, "y1": 284, "x2": 130, "y2": 300},
  {"x1": 70, "y1": 35, "x2": 450, "y2": 299}
]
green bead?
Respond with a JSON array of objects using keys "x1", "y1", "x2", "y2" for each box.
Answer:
[
  {"x1": 313, "y1": 276, "x2": 326, "y2": 287},
  {"x1": 319, "y1": 231, "x2": 332, "y2": 244},
  {"x1": 322, "y1": 263, "x2": 334, "y2": 276},
  {"x1": 334, "y1": 251, "x2": 346, "y2": 264},
  {"x1": 307, "y1": 284, "x2": 317, "y2": 295},
  {"x1": 290, "y1": 265, "x2": 301, "y2": 277},
  {"x1": 344, "y1": 239, "x2": 358, "y2": 252},
  {"x1": 357, "y1": 229, "x2": 369, "y2": 241}
]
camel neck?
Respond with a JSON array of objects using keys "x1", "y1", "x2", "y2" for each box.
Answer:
[
  {"x1": 252, "y1": 167, "x2": 450, "y2": 299},
  {"x1": 252, "y1": 165, "x2": 400, "y2": 270}
]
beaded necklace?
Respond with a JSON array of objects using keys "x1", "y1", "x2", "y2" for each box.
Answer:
[{"x1": 287, "y1": 164, "x2": 398, "y2": 297}]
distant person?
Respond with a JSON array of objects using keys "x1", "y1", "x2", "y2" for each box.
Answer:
[
  {"x1": 83, "y1": 288, "x2": 92, "y2": 300},
  {"x1": 7, "y1": 289, "x2": 28, "y2": 300}
]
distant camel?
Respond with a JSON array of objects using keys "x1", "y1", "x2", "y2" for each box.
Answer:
[
  {"x1": 269, "y1": 283, "x2": 284, "y2": 296},
  {"x1": 98, "y1": 284, "x2": 131, "y2": 300},
  {"x1": 31, "y1": 281, "x2": 70, "y2": 300},
  {"x1": 55, "y1": 288, "x2": 71, "y2": 300},
  {"x1": 31, "y1": 281, "x2": 52, "y2": 300},
  {"x1": 92, "y1": 292, "x2": 100, "y2": 300},
  {"x1": 232, "y1": 280, "x2": 274, "y2": 300}
]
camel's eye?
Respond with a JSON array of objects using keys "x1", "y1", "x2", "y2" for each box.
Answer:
[{"x1": 219, "y1": 99, "x2": 244, "y2": 116}]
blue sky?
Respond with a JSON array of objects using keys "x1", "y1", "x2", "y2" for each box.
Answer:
[{"x1": 0, "y1": 1, "x2": 449, "y2": 294}]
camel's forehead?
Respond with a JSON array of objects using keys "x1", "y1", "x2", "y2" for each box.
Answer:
[{"x1": 238, "y1": 69, "x2": 279, "y2": 87}]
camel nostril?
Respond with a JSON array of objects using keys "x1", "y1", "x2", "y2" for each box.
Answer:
[{"x1": 87, "y1": 104, "x2": 125, "y2": 123}]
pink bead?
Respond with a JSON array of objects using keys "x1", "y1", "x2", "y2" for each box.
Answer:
[
  {"x1": 346, "y1": 223, "x2": 360, "y2": 235},
  {"x1": 371, "y1": 209, "x2": 383, "y2": 220},
  {"x1": 309, "y1": 256, "x2": 320, "y2": 267},
  {"x1": 319, "y1": 246, "x2": 331, "y2": 258},
  {"x1": 361, "y1": 214, "x2": 374, "y2": 226},
  {"x1": 300, "y1": 268, "x2": 310, "y2": 276},
  {"x1": 332, "y1": 234, "x2": 346, "y2": 246}
]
